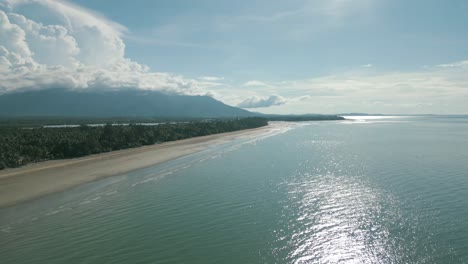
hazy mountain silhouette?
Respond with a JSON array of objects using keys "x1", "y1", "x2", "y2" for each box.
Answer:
[{"x1": 0, "y1": 89, "x2": 253, "y2": 118}]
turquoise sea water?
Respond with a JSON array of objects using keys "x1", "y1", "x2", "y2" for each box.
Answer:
[{"x1": 1, "y1": 116, "x2": 468, "y2": 263}]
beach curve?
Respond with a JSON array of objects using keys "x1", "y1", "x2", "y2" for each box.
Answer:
[{"x1": 0, "y1": 125, "x2": 275, "y2": 208}]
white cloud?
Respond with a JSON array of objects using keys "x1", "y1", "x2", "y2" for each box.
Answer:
[
  {"x1": 322, "y1": 0, "x2": 376, "y2": 19},
  {"x1": 246, "y1": 62, "x2": 468, "y2": 114},
  {"x1": 4, "y1": 0, "x2": 127, "y2": 34},
  {"x1": 361, "y1": 64, "x2": 373, "y2": 68},
  {"x1": 199, "y1": 76, "x2": 224, "y2": 81},
  {"x1": 236, "y1": 95, "x2": 286, "y2": 108},
  {"x1": 0, "y1": 0, "x2": 217, "y2": 95},
  {"x1": 285, "y1": 66, "x2": 468, "y2": 99},
  {"x1": 296, "y1": 95, "x2": 312, "y2": 101},
  {"x1": 243, "y1": 80, "x2": 267, "y2": 86},
  {"x1": 436, "y1": 60, "x2": 468, "y2": 68}
]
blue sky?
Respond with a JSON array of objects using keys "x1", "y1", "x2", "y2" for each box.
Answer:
[
  {"x1": 1, "y1": 0, "x2": 468, "y2": 114},
  {"x1": 76, "y1": 0, "x2": 468, "y2": 79}
]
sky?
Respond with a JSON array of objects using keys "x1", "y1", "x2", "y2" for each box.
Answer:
[{"x1": 1, "y1": 0, "x2": 468, "y2": 114}]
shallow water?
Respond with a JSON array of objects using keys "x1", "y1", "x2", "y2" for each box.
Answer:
[{"x1": 1, "y1": 117, "x2": 468, "y2": 263}]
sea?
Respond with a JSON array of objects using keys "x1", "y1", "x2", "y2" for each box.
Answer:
[{"x1": 1, "y1": 116, "x2": 468, "y2": 264}]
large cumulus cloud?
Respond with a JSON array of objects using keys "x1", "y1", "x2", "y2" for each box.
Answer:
[{"x1": 0, "y1": 0, "x2": 212, "y2": 94}]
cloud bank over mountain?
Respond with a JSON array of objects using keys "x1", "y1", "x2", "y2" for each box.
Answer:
[{"x1": 0, "y1": 0, "x2": 215, "y2": 95}]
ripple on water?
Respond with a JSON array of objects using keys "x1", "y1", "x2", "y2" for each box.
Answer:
[{"x1": 1, "y1": 119, "x2": 468, "y2": 263}]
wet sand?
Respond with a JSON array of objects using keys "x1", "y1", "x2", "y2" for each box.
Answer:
[{"x1": 0, "y1": 125, "x2": 272, "y2": 208}]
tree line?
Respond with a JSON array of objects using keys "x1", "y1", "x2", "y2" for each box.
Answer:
[{"x1": 0, "y1": 117, "x2": 267, "y2": 170}]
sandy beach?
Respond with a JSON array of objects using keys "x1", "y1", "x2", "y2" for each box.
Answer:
[{"x1": 0, "y1": 125, "x2": 274, "y2": 208}]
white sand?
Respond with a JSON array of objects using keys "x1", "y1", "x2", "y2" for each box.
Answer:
[{"x1": 0, "y1": 125, "x2": 273, "y2": 208}]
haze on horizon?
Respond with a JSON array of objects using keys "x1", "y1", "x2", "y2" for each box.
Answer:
[{"x1": 0, "y1": 0, "x2": 467, "y2": 115}]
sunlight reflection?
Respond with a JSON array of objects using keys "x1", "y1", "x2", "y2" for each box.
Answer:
[{"x1": 275, "y1": 153, "x2": 404, "y2": 264}]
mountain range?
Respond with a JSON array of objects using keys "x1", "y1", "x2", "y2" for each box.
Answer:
[{"x1": 0, "y1": 89, "x2": 253, "y2": 118}]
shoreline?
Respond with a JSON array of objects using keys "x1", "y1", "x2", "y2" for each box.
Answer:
[{"x1": 0, "y1": 125, "x2": 273, "y2": 208}]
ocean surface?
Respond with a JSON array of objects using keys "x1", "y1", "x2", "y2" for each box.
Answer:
[{"x1": 1, "y1": 116, "x2": 468, "y2": 264}]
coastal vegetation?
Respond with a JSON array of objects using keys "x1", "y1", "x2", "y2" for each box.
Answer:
[
  {"x1": 0, "y1": 114, "x2": 345, "y2": 128},
  {"x1": 263, "y1": 114, "x2": 345, "y2": 121},
  {"x1": 0, "y1": 117, "x2": 267, "y2": 170}
]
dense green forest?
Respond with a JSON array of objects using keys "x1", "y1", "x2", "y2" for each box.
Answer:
[
  {"x1": 0, "y1": 118, "x2": 267, "y2": 170},
  {"x1": 0, "y1": 117, "x2": 213, "y2": 128},
  {"x1": 0, "y1": 114, "x2": 344, "y2": 128}
]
